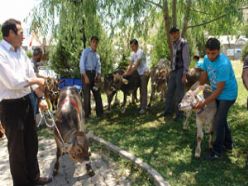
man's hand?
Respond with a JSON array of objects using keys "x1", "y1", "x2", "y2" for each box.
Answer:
[
  {"x1": 26, "y1": 77, "x2": 45, "y2": 87},
  {"x1": 182, "y1": 74, "x2": 187, "y2": 84},
  {"x1": 39, "y1": 99, "x2": 48, "y2": 112},
  {"x1": 193, "y1": 101, "x2": 205, "y2": 110},
  {"x1": 95, "y1": 74, "x2": 101, "y2": 82},
  {"x1": 82, "y1": 75, "x2": 90, "y2": 85}
]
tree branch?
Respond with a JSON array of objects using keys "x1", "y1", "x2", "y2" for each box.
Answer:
[
  {"x1": 188, "y1": 6, "x2": 247, "y2": 29},
  {"x1": 146, "y1": 0, "x2": 163, "y2": 9},
  {"x1": 187, "y1": 14, "x2": 227, "y2": 29}
]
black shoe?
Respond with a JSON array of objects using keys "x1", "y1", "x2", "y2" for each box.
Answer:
[
  {"x1": 34, "y1": 177, "x2": 52, "y2": 185},
  {"x1": 205, "y1": 151, "x2": 221, "y2": 161}
]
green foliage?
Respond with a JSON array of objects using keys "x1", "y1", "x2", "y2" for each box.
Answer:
[
  {"x1": 26, "y1": 50, "x2": 33, "y2": 58},
  {"x1": 31, "y1": 0, "x2": 115, "y2": 77},
  {"x1": 0, "y1": 24, "x2": 2, "y2": 40},
  {"x1": 30, "y1": 0, "x2": 247, "y2": 77},
  {"x1": 241, "y1": 42, "x2": 248, "y2": 61},
  {"x1": 150, "y1": 20, "x2": 170, "y2": 66}
]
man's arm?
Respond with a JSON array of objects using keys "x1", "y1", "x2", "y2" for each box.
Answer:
[
  {"x1": 242, "y1": 68, "x2": 248, "y2": 90},
  {"x1": 95, "y1": 54, "x2": 101, "y2": 79},
  {"x1": 79, "y1": 49, "x2": 90, "y2": 84}
]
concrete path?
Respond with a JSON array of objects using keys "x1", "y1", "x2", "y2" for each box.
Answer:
[{"x1": 0, "y1": 136, "x2": 132, "y2": 186}]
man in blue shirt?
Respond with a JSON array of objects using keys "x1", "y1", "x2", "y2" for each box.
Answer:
[
  {"x1": 79, "y1": 36, "x2": 103, "y2": 118},
  {"x1": 194, "y1": 38, "x2": 237, "y2": 160}
]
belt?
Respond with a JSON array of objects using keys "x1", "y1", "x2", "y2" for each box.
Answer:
[
  {"x1": 86, "y1": 70, "x2": 96, "y2": 73},
  {"x1": 1, "y1": 94, "x2": 30, "y2": 104}
]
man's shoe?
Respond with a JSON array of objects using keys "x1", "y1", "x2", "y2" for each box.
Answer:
[
  {"x1": 34, "y1": 177, "x2": 52, "y2": 185},
  {"x1": 205, "y1": 151, "x2": 221, "y2": 161}
]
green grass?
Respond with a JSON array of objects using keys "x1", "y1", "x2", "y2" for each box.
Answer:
[{"x1": 85, "y1": 60, "x2": 248, "y2": 186}]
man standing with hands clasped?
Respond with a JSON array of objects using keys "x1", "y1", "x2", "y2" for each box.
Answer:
[
  {"x1": 0, "y1": 19, "x2": 52, "y2": 185},
  {"x1": 79, "y1": 36, "x2": 103, "y2": 119}
]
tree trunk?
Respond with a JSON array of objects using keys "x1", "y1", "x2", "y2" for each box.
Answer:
[
  {"x1": 172, "y1": 0, "x2": 177, "y2": 27},
  {"x1": 163, "y1": 0, "x2": 173, "y2": 63},
  {"x1": 181, "y1": 0, "x2": 192, "y2": 38}
]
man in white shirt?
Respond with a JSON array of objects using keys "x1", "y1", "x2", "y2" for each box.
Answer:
[
  {"x1": 0, "y1": 19, "x2": 52, "y2": 186},
  {"x1": 124, "y1": 39, "x2": 149, "y2": 114}
]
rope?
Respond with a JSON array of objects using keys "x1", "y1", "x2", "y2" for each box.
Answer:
[{"x1": 37, "y1": 109, "x2": 65, "y2": 146}]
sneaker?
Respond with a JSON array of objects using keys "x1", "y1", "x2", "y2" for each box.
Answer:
[{"x1": 205, "y1": 151, "x2": 221, "y2": 161}]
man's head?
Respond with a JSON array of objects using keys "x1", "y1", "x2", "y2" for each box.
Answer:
[
  {"x1": 90, "y1": 36, "x2": 99, "y2": 52},
  {"x1": 32, "y1": 47, "x2": 43, "y2": 62},
  {"x1": 130, "y1": 39, "x2": 139, "y2": 52},
  {"x1": 1, "y1": 19, "x2": 24, "y2": 49},
  {"x1": 169, "y1": 27, "x2": 180, "y2": 42},
  {"x1": 205, "y1": 38, "x2": 220, "y2": 62}
]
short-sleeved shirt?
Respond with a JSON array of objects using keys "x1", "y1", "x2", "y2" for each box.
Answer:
[
  {"x1": 195, "y1": 60, "x2": 204, "y2": 70},
  {"x1": 130, "y1": 48, "x2": 148, "y2": 75},
  {"x1": 202, "y1": 53, "x2": 237, "y2": 100}
]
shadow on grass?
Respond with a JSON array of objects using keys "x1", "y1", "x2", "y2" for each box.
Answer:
[{"x1": 86, "y1": 101, "x2": 248, "y2": 186}]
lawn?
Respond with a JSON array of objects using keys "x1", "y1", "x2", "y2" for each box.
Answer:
[{"x1": 86, "y1": 60, "x2": 248, "y2": 186}]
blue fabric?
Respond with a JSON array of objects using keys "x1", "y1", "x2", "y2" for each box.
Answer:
[
  {"x1": 195, "y1": 60, "x2": 204, "y2": 70},
  {"x1": 79, "y1": 47, "x2": 101, "y2": 74},
  {"x1": 29, "y1": 92, "x2": 39, "y2": 115},
  {"x1": 202, "y1": 53, "x2": 237, "y2": 100}
]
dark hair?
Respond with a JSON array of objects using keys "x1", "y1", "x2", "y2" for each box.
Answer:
[
  {"x1": 205, "y1": 38, "x2": 220, "y2": 50},
  {"x1": 193, "y1": 55, "x2": 200, "y2": 60},
  {"x1": 33, "y1": 47, "x2": 43, "y2": 56},
  {"x1": 1, "y1": 19, "x2": 21, "y2": 37},
  {"x1": 90, "y1": 36, "x2": 99, "y2": 42},
  {"x1": 130, "y1": 39, "x2": 139, "y2": 45},
  {"x1": 169, "y1": 27, "x2": 180, "y2": 33}
]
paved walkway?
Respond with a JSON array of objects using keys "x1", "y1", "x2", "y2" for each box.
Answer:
[{"x1": 0, "y1": 136, "x2": 132, "y2": 186}]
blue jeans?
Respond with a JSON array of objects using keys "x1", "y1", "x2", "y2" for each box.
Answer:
[{"x1": 213, "y1": 99, "x2": 235, "y2": 155}]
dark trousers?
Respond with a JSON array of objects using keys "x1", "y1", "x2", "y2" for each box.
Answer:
[
  {"x1": 213, "y1": 99, "x2": 235, "y2": 154},
  {"x1": 29, "y1": 91, "x2": 39, "y2": 115},
  {"x1": 164, "y1": 68, "x2": 185, "y2": 117},
  {"x1": 0, "y1": 95, "x2": 40, "y2": 186},
  {"x1": 82, "y1": 71, "x2": 103, "y2": 118},
  {"x1": 140, "y1": 74, "x2": 149, "y2": 110}
]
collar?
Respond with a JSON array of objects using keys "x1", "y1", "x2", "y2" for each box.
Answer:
[
  {"x1": 1, "y1": 39, "x2": 19, "y2": 52},
  {"x1": 89, "y1": 47, "x2": 96, "y2": 53}
]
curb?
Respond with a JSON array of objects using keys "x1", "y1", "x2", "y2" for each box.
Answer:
[{"x1": 87, "y1": 132, "x2": 170, "y2": 186}]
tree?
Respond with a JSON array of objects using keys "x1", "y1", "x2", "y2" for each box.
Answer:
[
  {"x1": 29, "y1": 0, "x2": 115, "y2": 77},
  {"x1": 100, "y1": 0, "x2": 247, "y2": 62},
  {"x1": 0, "y1": 24, "x2": 2, "y2": 40},
  {"x1": 30, "y1": 0, "x2": 247, "y2": 75}
]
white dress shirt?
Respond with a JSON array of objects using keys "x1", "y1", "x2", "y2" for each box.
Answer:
[{"x1": 0, "y1": 40, "x2": 38, "y2": 101}]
